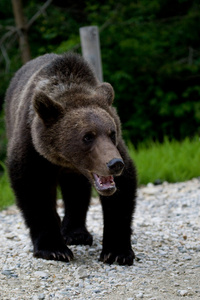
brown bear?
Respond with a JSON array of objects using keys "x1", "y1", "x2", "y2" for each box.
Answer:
[{"x1": 5, "y1": 53, "x2": 137, "y2": 265}]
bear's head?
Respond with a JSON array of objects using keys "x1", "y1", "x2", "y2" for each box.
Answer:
[{"x1": 32, "y1": 82, "x2": 124, "y2": 196}]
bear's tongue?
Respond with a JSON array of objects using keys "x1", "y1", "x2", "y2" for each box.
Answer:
[{"x1": 93, "y1": 173, "x2": 115, "y2": 191}]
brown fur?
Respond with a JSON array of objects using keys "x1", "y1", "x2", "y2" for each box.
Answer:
[
  {"x1": 6, "y1": 53, "x2": 121, "y2": 186},
  {"x1": 5, "y1": 53, "x2": 137, "y2": 265}
]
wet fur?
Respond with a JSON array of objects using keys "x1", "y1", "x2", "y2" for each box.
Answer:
[{"x1": 5, "y1": 53, "x2": 137, "y2": 265}]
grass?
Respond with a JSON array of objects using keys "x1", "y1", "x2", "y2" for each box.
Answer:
[
  {"x1": 0, "y1": 136, "x2": 200, "y2": 210},
  {"x1": 0, "y1": 162, "x2": 15, "y2": 210},
  {"x1": 129, "y1": 136, "x2": 200, "y2": 185}
]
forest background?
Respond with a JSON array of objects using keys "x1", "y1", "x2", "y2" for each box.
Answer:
[{"x1": 0, "y1": 0, "x2": 200, "y2": 180}]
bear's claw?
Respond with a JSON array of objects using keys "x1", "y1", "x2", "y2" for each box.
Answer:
[
  {"x1": 34, "y1": 246, "x2": 74, "y2": 262},
  {"x1": 99, "y1": 249, "x2": 135, "y2": 266}
]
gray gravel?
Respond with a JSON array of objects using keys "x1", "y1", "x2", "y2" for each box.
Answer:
[{"x1": 0, "y1": 178, "x2": 200, "y2": 299}]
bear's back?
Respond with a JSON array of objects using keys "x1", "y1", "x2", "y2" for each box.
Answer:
[{"x1": 5, "y1": 54, "x2": 58, "y2": 137}]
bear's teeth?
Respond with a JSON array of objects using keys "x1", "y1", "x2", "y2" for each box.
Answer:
[{"x1": 93, "y1": 173, "x2": 115, "y2": 190}]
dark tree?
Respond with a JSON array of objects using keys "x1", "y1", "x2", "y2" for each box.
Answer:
[{"x1": 11, "y1": 0, "x2": 31, "y2": 64}]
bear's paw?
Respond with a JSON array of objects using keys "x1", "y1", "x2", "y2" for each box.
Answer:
[
  {"x1": 34, "y1": 245, "x2": 74, "y2": 262},
  {"x1": 62, "y1": 227, "x2": 93, "y2": 246},
  {"x1": 100, "y1": 249, "x2": 135, "y2": 266}
]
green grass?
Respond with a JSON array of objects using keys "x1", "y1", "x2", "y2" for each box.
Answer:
[
  {"x1": 0, "y1": 162, "x2": 15, "y2": 210},
  {"x1": 0, "y1": 136, "x2": 200, "y2": 210},
  {"x1": 129, "y1": 136, "x2": 200, "y2": 185}
]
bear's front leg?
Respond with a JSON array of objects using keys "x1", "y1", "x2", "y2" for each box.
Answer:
[
  {"x1": 59, "y1": 172, "x2": 93, "y2": 246},
  {"x1": 7, "y1": 149, "x2": 73, "y2": 262},
  {"x1": 100, "y1": 150, "x2": 137, "y2": 265}
]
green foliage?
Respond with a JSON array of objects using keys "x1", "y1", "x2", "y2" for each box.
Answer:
[
  {"x1": 0, "y1": 111, "x2": 6, "y2": 162},
  {"x1": 84, "y1": 0, "x2": 200, "y2": 142},
  {"x1": 129, "y1": 136, "x2": 200, "y2": 185},
  {"x1": 1, "y1": 0, "x2": 200, "y2": 162},
  {"x1": 0, "y1": 161, "x2": 14, "y2": 210}
]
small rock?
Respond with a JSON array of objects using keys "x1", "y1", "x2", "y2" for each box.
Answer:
[
  {"x1": 60, "y1": 291, "x2": 69, "y2": 296},
  {"x1": 147, "y1": 183, "x2": 154, "y2": 188},
  {"x1": 174, "y1": 282, "x2": 180, "y2": 287},
  {"x1": 1, "y1": 269, "x2": 18, "y2": 278},
  {"x1": 2, "y1": 270, "x2": 13, "y2": 276},
  {"x1": 183, "y1": 256, "x2": 192, "y2": 261},
  {"x1": 183, "y1": 234, "x2": 187, "y2": 240},
  {"x1": 195, "y1": 246, "x2": 200, "y2": 252},
  {"x1": 136, "y1": 253, "x2": 146, "y2": 260},
  {"x1": 154, "y1": 179, "x2": 163, "y2": 185},
  {"x1": 177, "y1": 290, "x2": 188, "y2": 296},
  {"x1": 5, "y1": 233, "x2": 16, "y2": 240},
  {"x1": 74, "y1": 266, "x2": 89, "y2": 279},
  {"x1": 94, "y1": 290, "x2": 101, "y2": 293},
  {"x1": 34, "y1": 271, "x2": 49, "y2": 279},
  {"x1": 136, "y1": 292, "x2": 144, "y2": 298},
  {"x1": 32, "y1": 296, "x2": 45, "y2": 300},
  {"x1": 142, "y1": 186, "x2": 157, "y2": 195},
  {"x1": 177, "y1": 247, "x2": 186, "y2": 253}
]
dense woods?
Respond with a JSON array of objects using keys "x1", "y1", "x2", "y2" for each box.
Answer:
[{"x1": 0, "y1": 0, "x2": 200, "y2": 162}]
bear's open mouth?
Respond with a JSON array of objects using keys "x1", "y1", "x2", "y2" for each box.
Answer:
[{"x1": 93, "y1": 173, "x2": 116, "y2": 192}]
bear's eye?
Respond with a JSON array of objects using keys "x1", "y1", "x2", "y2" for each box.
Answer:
[
  {"x1": 110, "y1": 131, "x2": 116, "y2": 144},
  {"x1": 83, "y1": 132, "x2": 95, "y2": 144}
]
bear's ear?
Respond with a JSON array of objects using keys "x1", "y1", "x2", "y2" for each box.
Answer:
[
  {"x1": 33, "y1": 91, "x2": 64, "y2": 125},
  {"x1": 95, "y1": 83, "x2": 114, "y2": 106}
]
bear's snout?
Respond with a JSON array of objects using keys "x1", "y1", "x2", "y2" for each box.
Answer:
[{"x1": 107, "y1": 158, "x2": 124, "y2": 175}]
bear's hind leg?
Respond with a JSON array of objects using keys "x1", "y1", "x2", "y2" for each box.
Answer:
[{"x1": 59, "y1": 172, "x2": 93, "y2": 246}]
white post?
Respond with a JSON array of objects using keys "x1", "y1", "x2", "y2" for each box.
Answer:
[{"x1": 79, "y1": 26, "x2": 103, "y2": 82}]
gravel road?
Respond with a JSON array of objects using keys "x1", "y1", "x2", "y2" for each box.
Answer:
[{"x1": 0, "y1": 178, "x2": 200, "y2": 299}]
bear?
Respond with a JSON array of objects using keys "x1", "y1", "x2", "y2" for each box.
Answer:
[{"x1": 5, "y1": 52, "x2": 137, "y2": 265}]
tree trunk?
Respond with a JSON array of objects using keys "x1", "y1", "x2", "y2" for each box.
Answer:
[{"x1": 11, "y1": 0, "x2": 31, "y2": 64}]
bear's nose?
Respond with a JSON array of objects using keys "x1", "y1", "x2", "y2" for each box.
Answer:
[{"x1": 107, "y1": 158, "x2": 124, "y2": 174}]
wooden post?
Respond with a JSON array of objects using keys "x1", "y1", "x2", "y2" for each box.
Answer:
[
  {"x1": 79, "y1": 26, "x2": 103, "y2": 82},
  {"x1": 11, "y1": 0, "x2": 31, "y2": 64}
]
